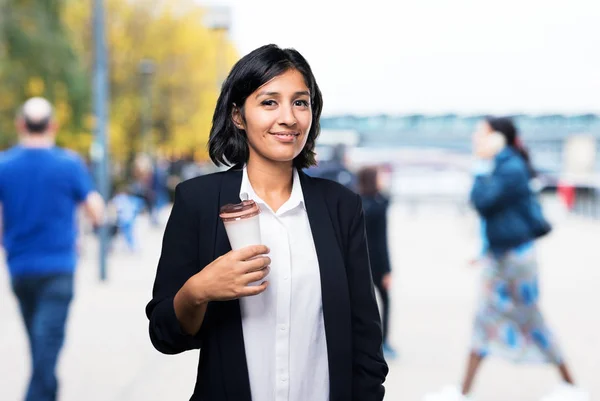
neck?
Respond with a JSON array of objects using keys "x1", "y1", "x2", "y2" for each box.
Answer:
[
  {"x1": 21, "y1": 134, "x2": 54, "y2": 148},
  {"x1": 246, "y1": 156, "x2": 294, "y2": 211}
]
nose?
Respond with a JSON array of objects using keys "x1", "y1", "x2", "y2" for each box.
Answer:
[{"x1": 277, "y1": 104, "x2": 297, "y2": 127}]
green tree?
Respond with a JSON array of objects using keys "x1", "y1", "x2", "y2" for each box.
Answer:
[
  {"x1": 1, "y1": 0, "x2": 238, "y2": 162},
  {"x1": 63, "y1": 0, "x2": 238, "y2": 163},
  {"x1": 0, "y1": 0, "x2": 90, "y2": 151}
]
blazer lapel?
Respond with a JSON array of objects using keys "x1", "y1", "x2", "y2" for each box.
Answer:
[
  {"x1": 214, "y1": 169, "x2": 253, "y2": 401},
  {"x1": 299, "y1": 171, "x2": 353, "y2": 401}
]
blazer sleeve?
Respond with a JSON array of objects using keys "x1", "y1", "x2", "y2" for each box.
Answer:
[
  {"x1": 145, "y1": 184, "x2": 203, "y2": 354},
  {"x1": 470, "y1": 161, "x2": 529, "y2": 217},
  {"x1": 346, "y1": 193, "x2": 389, "y2": 400}
]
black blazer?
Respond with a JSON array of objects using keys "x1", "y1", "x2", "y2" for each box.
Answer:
[{"x1": 146, "y1": 169, "x2": 388, "y2": 401}]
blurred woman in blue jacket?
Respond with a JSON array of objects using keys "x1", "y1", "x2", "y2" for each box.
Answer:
[{"x1": 424, "y1": 117, "x2": 587, "y2": 401}]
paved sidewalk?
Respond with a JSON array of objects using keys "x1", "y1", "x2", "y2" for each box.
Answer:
[{"x1": 1, "y1": 204, "x2": 598, "y2": 401}]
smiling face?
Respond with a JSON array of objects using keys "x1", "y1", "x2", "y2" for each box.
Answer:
[{"x1": 233, "y1": 69, "x2": 312, "y2": 168}]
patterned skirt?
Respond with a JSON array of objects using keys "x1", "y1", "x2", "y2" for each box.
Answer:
[{"x1": 471, "y1": 246, "x2": 563, "y2": 364}]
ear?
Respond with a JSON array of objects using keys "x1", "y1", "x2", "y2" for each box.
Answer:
[{"x1": 231, "y1": 105, "x2": 245, "y2": 130}]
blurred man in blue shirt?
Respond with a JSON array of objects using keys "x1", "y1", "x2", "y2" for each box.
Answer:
[{"x1": 0, "y1": 97, "x2": 104, "y2": 401}]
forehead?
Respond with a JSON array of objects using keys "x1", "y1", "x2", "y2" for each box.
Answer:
[{"x1": 255, "y1": 69, "x2": 309, "y2": 94}]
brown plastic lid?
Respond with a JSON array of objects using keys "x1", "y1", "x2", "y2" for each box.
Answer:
[{"x1": 219, "y1": 200, "x2": 260, "y2": 222}]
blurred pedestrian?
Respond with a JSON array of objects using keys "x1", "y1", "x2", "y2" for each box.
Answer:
[
  {"x1": 424, "y1": 117, "x2": 588, "y2": 401},
  {"x1": 131, "y1": 153, "x2": 156, "y2": 224},
  {"x1": 108, "y1": 183, "x2": 143, "y2": 252},
  {"x1": 0, "y1": 98, "x2": 104, "y2": 401},
  {"x1": 146, "y1": 44, "x2": 388, "y2": 401},
  {"x1": 306, "y1": 143, "x2": 357, "y2": 192},
  {"x1": 180, "y1": 153, "x2": 204, "y2": 182},
  {"x1": 151, "y1": 156, "x2": 170, "y2": 222},
  {"x1": 357, "y1": 166, "x2": 397, "y2": 360}
]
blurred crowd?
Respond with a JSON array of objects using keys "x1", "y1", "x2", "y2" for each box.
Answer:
[{"x1": 0, "y1": 95, "x2": 592, "y2": 401}]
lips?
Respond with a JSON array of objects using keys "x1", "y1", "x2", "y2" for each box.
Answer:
[{"x1": 270, "y1": 132, "x2": 300, "y2": 143}]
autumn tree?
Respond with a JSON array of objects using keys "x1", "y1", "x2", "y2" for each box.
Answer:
[
  {"x1": 63, "y1": 0, "x2": 238, "y2": 163},
  {"x1": 1, "y1": 0, "x2": 237, "y2": 163},
  {"x1": 0, "y1": 0, "x2": 90, "y2": 150}
]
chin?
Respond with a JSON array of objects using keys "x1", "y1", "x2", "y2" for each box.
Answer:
[
  {"x1": 264, "y1": 146, "x2": 300, "y2": 160},
  {"x1": 266, "y1": 152, "x2": 300, "y2": 164}
]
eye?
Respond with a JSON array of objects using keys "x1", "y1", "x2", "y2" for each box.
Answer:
[
  {"x1": 261, "y1": 100, "x2": 277, "y2": 107},
  {"x1": 294, "y1": 99, "x2": 309, "y2": 108}
]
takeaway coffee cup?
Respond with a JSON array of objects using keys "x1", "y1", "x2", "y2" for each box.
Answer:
[{"x1": 219, "y1": 200, "x2": 265, "y2": 285}]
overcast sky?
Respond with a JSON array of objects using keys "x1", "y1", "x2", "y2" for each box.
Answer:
[{"x1": 200, "y1": 0, "x2": 600, "y2": 116}]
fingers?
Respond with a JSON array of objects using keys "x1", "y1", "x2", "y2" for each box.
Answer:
[
  {"x1": 238, "y1": 280, "x2": 269, "y2": 297},
  {"x1": 240, "y1": 256, "x2": 271, "y2": 273},
  {"x1": 234, "y1": 245, "x2": 269, "y2": 261},
  {"x1": 241, "y1": 266, "x2": 270, "y2": 285}
]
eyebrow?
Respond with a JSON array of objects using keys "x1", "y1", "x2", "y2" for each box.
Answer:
[{"x1": 255, "y1": 90, "x2": 310, "y2": 99}]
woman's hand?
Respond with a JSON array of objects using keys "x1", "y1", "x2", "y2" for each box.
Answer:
[{"x1": 186, "y1": 245, "x2": 271, "y2": 304}]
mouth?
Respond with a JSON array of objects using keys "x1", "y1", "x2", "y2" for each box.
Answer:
[{"x1": 270, "y1": 131, "x2": 300, "y2": 143}]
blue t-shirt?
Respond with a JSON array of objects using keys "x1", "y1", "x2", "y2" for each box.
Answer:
[{"x1": 0, "y1": 145, "x2": 93, "y2": 277}]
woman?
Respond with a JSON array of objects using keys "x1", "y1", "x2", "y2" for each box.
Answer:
[
  {"x1": 357, "y1": 166, "x2": 397, "y2": 360},
  {"x1": 424, "y1": 117, "x2": 587, "y2": 401},
  {"x1": 146, "y1": 44, "x2": 388, "y2": 401}
]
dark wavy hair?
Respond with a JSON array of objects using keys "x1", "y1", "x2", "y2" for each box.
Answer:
[
  {"x1": 486, "y1": 116, "x2": 536, "y2": 177},
  {"x1": 208, "y1": 44, "x2": 323, "y2": 169}
]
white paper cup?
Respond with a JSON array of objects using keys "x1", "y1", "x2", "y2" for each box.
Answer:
[
  {"x1": 220, "y1": 200, "x2": 266, "y2": 286},
  {"x1": 223, "y1": 214, "x2": 261, "y2": 250}
]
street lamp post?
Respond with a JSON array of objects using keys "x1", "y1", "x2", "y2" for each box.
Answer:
[
  {"x1": 92, "y1": 0, "x2": 111, "y2": 281},
  {"x1": 139, "y1": 59, "x2": 155, "y2": 155}
]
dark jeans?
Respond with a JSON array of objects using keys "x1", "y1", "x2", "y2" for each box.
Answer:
[
  {"x1": 11, "y1": 273, "x2": 74, "y2": 401},
  {"x1": 373, "y1": 277, "x2": 390, "y2": 344}
]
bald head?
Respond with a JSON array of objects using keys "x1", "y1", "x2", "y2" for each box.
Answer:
[{"x1": 18, "y1": 97, "x2": 55, "y2": 134}]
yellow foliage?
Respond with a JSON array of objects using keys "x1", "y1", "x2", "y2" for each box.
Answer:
[
  {"x1": 62, "y1": 0, "x2": 239, "y2": 162},
  {"x1": 27, "y1": 77, "x2": 45, "y2": 97}
]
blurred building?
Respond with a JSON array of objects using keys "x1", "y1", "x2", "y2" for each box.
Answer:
[{"x1": 321, "y1": 114, "x2": 600, "y2": 173}]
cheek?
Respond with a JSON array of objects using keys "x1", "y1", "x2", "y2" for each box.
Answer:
[
  {"x1": 299, "y1": 112, "x2": 312, "y2": 133},
  {"x1": 246, "y1": 110, "x2": 274, "y2": 135}
]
